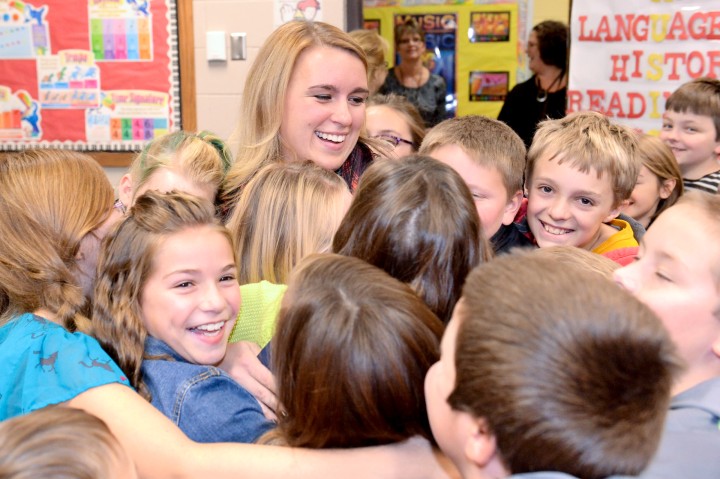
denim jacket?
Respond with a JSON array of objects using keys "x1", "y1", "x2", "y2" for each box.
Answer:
[{"x1": 141, "y1": 336, "x2": 274, "y2": 443}]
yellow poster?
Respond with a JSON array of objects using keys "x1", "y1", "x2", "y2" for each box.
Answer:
[{"x1": 365, "y1": 3, "x2": 518, "y2": 118}]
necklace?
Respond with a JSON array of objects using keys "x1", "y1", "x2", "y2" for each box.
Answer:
[
  {"x1": 398, "y1": 66, "x2": 425, "y2": 88},
  {"x1": 535, "y1": 72, "x2": 564, "y2": 103}
]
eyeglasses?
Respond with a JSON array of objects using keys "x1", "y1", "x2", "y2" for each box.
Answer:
[{"x1": 372, "y1": 134, "x2": 414, "y2": 148}]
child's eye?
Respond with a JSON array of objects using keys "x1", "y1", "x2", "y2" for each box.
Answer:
[
  {"x1": 472, "y1": 192, "x2": 486, "y2": 201},
  {"x1": 654, "y1": 271, "x2": 672, "y2": 282},
  {"x1": 539, "y1": 185, "x2": 553, "y2": 194},
  {"x1": 578, "y1": 197, "x2": 594, "y2": 206},
  {"x1": 685, "y1": 127, "x2": 697, "y2": 133},
  {"x1": 349, "y1": 96, "x2": 367, "y2": 106},
  {"x1": 314, "y1": 94, "x2": 332, "y2": 101},
  {"x1": 219, "y1": 274, "x2": 236, "y2": 283},
  {"x1": 661, "y1": 122, "x2": 672, "y2": 130},
  {"x1": 174, "y1": 281, "x2": 193, "y2": 288}
]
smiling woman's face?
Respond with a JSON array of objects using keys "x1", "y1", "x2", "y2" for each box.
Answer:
[{"x1": 280, "y1": 45, "x2": 369, "y2": 171}]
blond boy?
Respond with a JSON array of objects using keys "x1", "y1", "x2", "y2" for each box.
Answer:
[
  {"x1": 660, "y1": 77, "x2": 720, "y2": 194},
  {"x1": 524, "y1": 110, "x2": 641, "y2": 265},
  {"x1": 420, "y1": 115, "x2": 530, "y2": 254}
]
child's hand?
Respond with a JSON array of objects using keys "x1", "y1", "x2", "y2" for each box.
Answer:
[{"x1": 219, "y1": 341, "x2": 278, "y2": 420}]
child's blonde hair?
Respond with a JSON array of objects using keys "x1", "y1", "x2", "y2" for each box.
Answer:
[
  {"x1": 636, "y1": 134, "x2": 684, "y2": 225},
  {"x1": 349, "y1": 29, "x2": 388, "y2": 94},
  {"x1": 227, "y1": 161, "x2": 350, "y2": 285},
  {"x1": 420, "y1": 115, "x2": 526, "y2": 197},
  {"x1": 367, "y1": 93, "x2": 426, "y2": 149},
  {"x1": 526, "y1": 111, "x2": 640, "y2": 207},
  {"x1": 532, "y1": 245, "x2": 619, "y2": 279},
  {"x1": 0, "y1": 406, "x2": 131, "y2": 479},
  {"x1": 127, "y1": 130, "x2": 231, "y2": 202}
]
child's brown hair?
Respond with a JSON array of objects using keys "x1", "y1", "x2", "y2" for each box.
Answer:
[
  {"x1": 267, "y1": 253, "x2": 443, "y2": 448},
  {"x1": 665, "y1": 77, "x2": 720, "y2": 140},
  {"x1": 332, "y1": 155, "x2": 491, "y2": 323},
  {"x1": 450, "y1": 253, "x2": 680, "y2": 477},
  {"x1": 420, "y1": 115, "x2": 526, "y2": 197}
]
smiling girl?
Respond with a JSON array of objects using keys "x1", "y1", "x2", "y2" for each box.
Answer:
[{"x1": 92, "y1": 191, "x2": 273, "y2": 444}]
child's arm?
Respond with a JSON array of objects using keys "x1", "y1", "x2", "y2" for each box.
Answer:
[
  {"x1": 219, "y1": 340, "x2": 278, "y2": 420},
  {"x1": 68, "y1": 383, "x2": 458, "y2": 479}
]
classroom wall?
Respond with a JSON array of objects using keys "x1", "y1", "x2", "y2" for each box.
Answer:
[
  {"x1": 193, "y1": 0, "x2": 346, "y2": 143},
  {"x1": 104, "y1": 0, "x2": 570, "y2": 186},
  {"x1": 533, "y1": 0, "x2": 570, "y2": 24},
  {"x1": 192, "y1": 0, "x2": 568, "y2": 142}
]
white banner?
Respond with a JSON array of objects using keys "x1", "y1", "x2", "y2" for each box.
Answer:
[{"x1": 568, "y1": 0, "x2": 720, "y2": 134}]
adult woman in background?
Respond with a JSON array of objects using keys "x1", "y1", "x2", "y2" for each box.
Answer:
[
  {"x1": 379, "y1": 19, "x2": 447, "y2": 129},
  {"x1": 497, "y1": 20, "x2": 568, "y2": 148}
]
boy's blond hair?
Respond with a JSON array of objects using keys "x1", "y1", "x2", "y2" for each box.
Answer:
[
  {"x1": 526, "y1": 111, "x2": 640, "y2": 207},
  {"x1": 419, "y1": 115, "x2": 526, "y2": 197},
  {"x1": 665, "y1": 77, "x2": 720, "y2": 140}
]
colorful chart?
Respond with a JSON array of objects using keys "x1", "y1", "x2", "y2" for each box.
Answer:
[
  {"x1": 0, "y1": 86, "x2": 42, "y2": 139},
  {"x1": 89, "y1": 0, "x2": 152, "y2": 62},
  {"x1": 37, "y1": 50, "x2": 101, "y2": 108},
  {"x1": 0, "y1": 1, "x2": 50, "y2": 58},
  {"x1": 85, "y1": 89, "x2": 169, "y2": 143}
]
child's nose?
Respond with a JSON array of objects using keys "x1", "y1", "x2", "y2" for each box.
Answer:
[
  {"x1": 201, "y1": 284, "x2": 226, "y2": 312},
  {"x1": 547, "y1": 197, "x2": 570, "y2": 220},
  {"x1": 613, "y1": 266, "x2": 638, "y2": 292}
]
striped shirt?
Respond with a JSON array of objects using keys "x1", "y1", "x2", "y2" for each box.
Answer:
[{"x1": 684, "y1": 170, "x2": 720, "y2": 194}]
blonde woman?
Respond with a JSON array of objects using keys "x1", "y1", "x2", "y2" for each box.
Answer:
[
  {"x1": 226, "y1": 161, "x2": 352, "y2": 347},
  {"x1": 223, "y1": 21, "x2": 389, "y2": 212}
]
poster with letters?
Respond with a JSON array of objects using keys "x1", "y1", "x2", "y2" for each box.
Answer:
[{"x1": 568, "y1": 0, "x2": 720, "y2": 134}]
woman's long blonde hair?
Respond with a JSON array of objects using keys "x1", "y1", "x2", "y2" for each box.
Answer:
[
  {"x1": 0, "y1": 150, "x2": 113, "y2": 332},
  {"x1": 227, "y1": 161, "x2": 350, "y2": 285},
  {"x1": 222, "y1": 21, "x2": 370, "y2": 207}
]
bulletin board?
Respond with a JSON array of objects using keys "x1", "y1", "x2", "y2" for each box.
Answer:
[
  {"x1": 364, "y1": 0, "x2": 528, "y2": 119},
  {"x1": 0, "y1": 0, "x2": 196, "y2": 166},
  {"x1": 568, "y1": 0, "x2": 720, "y2": 135}
]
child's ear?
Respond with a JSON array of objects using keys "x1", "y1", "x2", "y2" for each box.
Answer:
[
  {"x1": 464, "y1": 416, "x2": 508, "y2": 476},
  {"x1": 502, "y1": 190, "x2": 524, "y2": 225},
  {"x1": 602, "y1": 201, "x2": 624, "y2": 223},
  {"x1": 659, "y1": 178, "x2": 676, "y2": 199},
  {"x1": 118, "y1": 174, "x2": 134, "y2": 208},
  {"x1": 711, "y1": 332, "x2": 720, "y2": 360}
]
